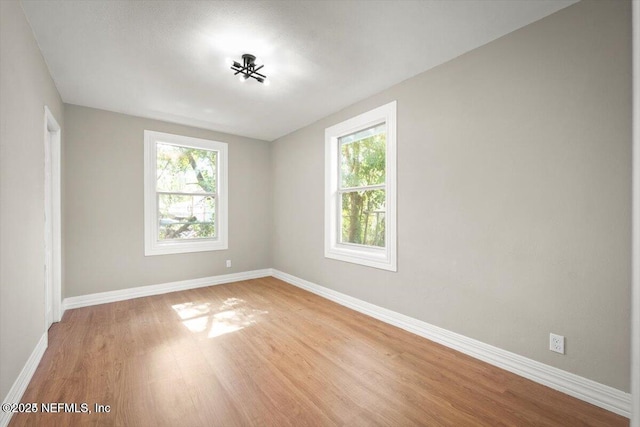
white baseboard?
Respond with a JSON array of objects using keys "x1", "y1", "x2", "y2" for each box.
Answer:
[
  {"x1": 271, "y1": 269, "x2": 631, "y2": 418},
  {"x1": 0, "y1": 333, "x2": 48, "y2": 427},
  {"x1": 62, "y1": 269, "x2": 272, "y2": 312}
]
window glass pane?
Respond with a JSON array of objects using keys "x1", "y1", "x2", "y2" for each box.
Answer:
[
  {"x1": 339, "y1": 123, "x2": 385, "y2": 145},
  {"x1": 340, "y1": 189, "x2": 385, "y2": 247},
  {"x1": 158, "y1": 194, "x2": 216, "y2": 240},
  {"x1": 340, "y1": 127, "x2": 386, "y2": 188},
  {"x1": 156, "y1": 143, "x2": 216, "y2": 193}
]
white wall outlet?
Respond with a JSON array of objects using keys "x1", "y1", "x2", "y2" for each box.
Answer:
[
  {"x1": 549, "y1": 333, "x2": 565, "y2": 354},
  {"x1": 226, "y1": 260, "x2": 231, "y2": 268}
]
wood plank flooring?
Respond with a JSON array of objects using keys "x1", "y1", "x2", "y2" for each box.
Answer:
[{"x1": 10, "y1": 277, "x2": 628, "y2": 426}]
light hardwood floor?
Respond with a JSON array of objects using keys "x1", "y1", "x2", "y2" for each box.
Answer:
[{"x1": 10, "y1": 277, "x2": 628, "y2": 426}]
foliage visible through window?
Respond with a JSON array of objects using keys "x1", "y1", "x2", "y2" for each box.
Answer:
[
  {"x1": 324, "y1": 101, "x2": 396, "y2": 271},
  {"x1": 156, "y1": 143, "x2": 218, "y2": 240},
  {"x1": 339, "y1": 124, "x2": 386, "y2": 247},
  {"x1": 145, "y1": 131, "x2": 227, "y2": 255}
]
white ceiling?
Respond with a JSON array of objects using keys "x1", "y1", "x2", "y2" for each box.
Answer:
[{"x1": 21, "y1": 0, "x2": 577, "y2": 141}]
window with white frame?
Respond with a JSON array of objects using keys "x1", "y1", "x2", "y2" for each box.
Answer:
[
  {"x1": 144, "y1": 130, "x2": 228, "y2": 256},
  {"x1": 325, "y1": 101, "x2": 397, "y2": 271}
]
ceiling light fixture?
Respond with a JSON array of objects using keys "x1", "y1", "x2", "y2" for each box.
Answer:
[{"x1": 229, "y1": 53, "x2": 268, "y2": 84}]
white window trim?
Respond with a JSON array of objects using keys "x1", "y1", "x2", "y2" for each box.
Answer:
[
  {"x1": 324, "y1": 101, "x2": 397, "y2": 271},
  {"x1": 144, "y1": 130, "x2": 228, "y2": 256}
]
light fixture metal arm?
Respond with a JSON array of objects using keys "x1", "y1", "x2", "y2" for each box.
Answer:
[{"x1": 229, "y1": 53, "x2": 268, "y2": 83}]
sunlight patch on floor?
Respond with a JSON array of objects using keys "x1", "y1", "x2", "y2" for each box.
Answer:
[{"x1": 171, "y1": 298, "x2": 269, "y2": 338}]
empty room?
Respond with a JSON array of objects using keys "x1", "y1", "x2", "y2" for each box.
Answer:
[{"x1": 1, "y1": 0, "x2": 639, "y2": 426}]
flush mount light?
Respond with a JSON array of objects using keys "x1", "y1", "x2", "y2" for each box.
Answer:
[{"x1": 229, "y1": 53, "x2": 269, "y2": 85}]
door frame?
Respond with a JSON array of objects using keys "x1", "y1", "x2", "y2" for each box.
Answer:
[
  {"x1": 631, "y1": 2, "x2": 639, "y2": 426},
  {"x1": 44, "y1": 106, "x2": 61, "y2": 328}
]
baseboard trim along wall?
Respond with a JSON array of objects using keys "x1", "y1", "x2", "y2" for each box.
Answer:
[
  {"x1": 62, "y1": 269, "x2": 272, "y2": 312},
  {"x1": 270, "y1": 269, "x2": 632, "y2": 418},
  {"x1": 0, "y1": 333, "x2": 48, "y2": 427}
]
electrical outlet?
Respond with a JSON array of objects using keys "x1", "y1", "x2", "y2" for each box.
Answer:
[
  {"x1": 226, "y1": 260, "x2": 231, "y2": 268},
  {"x1": 549, "y1": 333, "x2": 565, "y2": 354}
]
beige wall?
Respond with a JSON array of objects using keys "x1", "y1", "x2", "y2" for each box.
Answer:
[
  {"x1": 63, "y1": 105, "x2": 271, "y2": 297},
  {"x1": 271, "y1": 0, "x2": 632, "y2": 391},
  {"x1": 0, "y1": 1, "x2": 65, "y2": 399}
]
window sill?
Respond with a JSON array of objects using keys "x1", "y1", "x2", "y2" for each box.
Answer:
[
  {"x1": 145, "y1": 239, "x2": 228, "y2": 256},
  {"x1": 325, "y1": 245, "x2": 396, "y2": 271}
]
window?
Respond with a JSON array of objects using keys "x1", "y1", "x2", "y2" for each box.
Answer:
[
  {"x1": 325, "y1": 101, "x2": 397, "y2": 271},
  {"x1": 144, "y1": 130, "x2": 228, "y2": 255}
]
